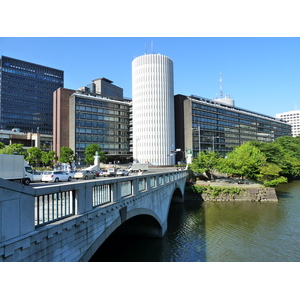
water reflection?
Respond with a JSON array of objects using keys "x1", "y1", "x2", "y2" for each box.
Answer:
[
  {"x1": 203, "y1": 201, "x2": 283, "y2": 262},
  {"x1": 91, "y1": 181, "x2": 300, "y2": 262}
]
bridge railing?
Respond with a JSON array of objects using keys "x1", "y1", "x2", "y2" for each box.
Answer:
[
  {"x1": 33, "y1": 170, "x2": 188, "y2": 227},
  {"x1": 0, "y1": 170, "x2": 187, "y2": 244},
  {"x1": 35, "y1": 190, "x2": 75, "y2": 226}
]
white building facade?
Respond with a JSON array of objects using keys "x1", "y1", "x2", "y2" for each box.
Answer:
[
  {"x1": 275, "y1": 110, "x2": 300, "y2": 137},
  {"x1": 132, "y1": 54, "x2": 175, "y2": 166}
]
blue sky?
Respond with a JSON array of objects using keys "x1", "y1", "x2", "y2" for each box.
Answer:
[{"x1": 1, "y1": 37, "x2": 299, "y2": 117}]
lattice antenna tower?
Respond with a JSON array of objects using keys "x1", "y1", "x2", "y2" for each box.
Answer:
[{"x1": 220, "y1": 72, "x2": 223, "y2": 98}]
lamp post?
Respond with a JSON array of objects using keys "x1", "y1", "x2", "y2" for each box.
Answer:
[
  {"x1": 212, "y1": 136, "x2": 219, "y2": 151},
  {"x1": 135, "y1": 137, "x2": 140, "y2": 163},
  {"x1": 192, "y1": 125, "x2": 201, "y2": 157}
]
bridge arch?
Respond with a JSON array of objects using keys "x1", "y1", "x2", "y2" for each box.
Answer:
[
  {"x1": 80, "y1": 208, "x2": 164, "y2": 262},
  {"x1": 82, "y1": 184, "x2": 185, "y2": 262},
  {"x1": 170, "y1": 184, "x2": 184, "y2": 204}
]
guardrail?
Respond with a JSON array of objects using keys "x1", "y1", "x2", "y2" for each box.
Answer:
[{"x1": 34, "y1": 170, "x2": 187, "y2": 227}]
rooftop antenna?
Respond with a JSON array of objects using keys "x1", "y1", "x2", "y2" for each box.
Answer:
[{"x1": 220, "y1": 72, "x2": 223, "y2": 98}]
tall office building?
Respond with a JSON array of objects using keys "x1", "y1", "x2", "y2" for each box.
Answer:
[
  {"x1": 53, "y1": 78, "x2": 131, "y2": 163},
  {"x1": 132, "y1": 54, "x2": 175, "y2": 166},
  {"x1": 174, "y1": 94, "x2": 292, "y2": 161},
  {"x1": 0, "y1": 56, "x2": 64, "y2": 135},
  {"x1": 275, "y1": 110, "x2": 300, "y2": 137},
  {"x1": 68, "y1": 91, "x2": 131, "y2": 163}
]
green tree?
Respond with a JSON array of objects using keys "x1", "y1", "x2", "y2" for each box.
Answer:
[
  {"x1": 218, "y1": 142, "x2": 266, "y2": 180},
  {"x1": 26, "y1": 147, "x2": 43, "y2": 168},
  {"x1": 59, "y1": 147, "x2": 75, "y2": 169},
  {"x1": 41, "y1": 150, "x2": 58, "y2": 168},
  {"x1": 257, "y1": 163, "x2": 288, "y2": 187},
  {"x1": 84, "y1": 144, "x2": 106, "y2": 165},
  {"x1": 275, "y1": 136, "x2": 300, "y2": 158},
  {"x1": 250, "y1": 138, "x2": 300, "y2": 179},
  {"x1": 189, "y1": 150, "x2": 221, "y2": 180},
  {"x1": 0, "y1": 143, "x2": 25, "y2": 155},
  {"x1": 0, "y1": 142, "x2": 5, "y2": 150}
]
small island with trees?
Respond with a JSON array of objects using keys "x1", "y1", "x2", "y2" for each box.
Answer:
[{"x1": 186, "y1": 136, "x2": 300, "y2": 202}]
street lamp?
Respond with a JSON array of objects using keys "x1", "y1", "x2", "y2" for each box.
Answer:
[
  {"x1": 212, "y1": 136, "x2": 219, "y2": 151},
  {"x1": 192, "y1": 125, "x2": 201, "y2": 157},
  {"x1": 135, "y1": 137, "x2": 141, "y2": 163}
]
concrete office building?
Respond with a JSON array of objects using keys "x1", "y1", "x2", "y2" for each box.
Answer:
[
  {"x1": 132, "y1": 54, "x2": 175, "y2": 166},
  {"x1": 53, "y1": 78, "x2": 131, "y2": 164},
  {"x1": 69, "y1": 91, "x2": 131, "y2": 164},
  {"x1": 174, "y1": 94, "x2": 292, "y2": 162},
  {"x1": 0, "y1": 56, "x2": 64, "y2": 135},
  {"x1": 275, "y1": 110, "x2": 300, "y2": 137}
]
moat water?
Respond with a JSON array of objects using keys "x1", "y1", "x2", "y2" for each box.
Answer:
[{"x1": 90, "y1": 180, "x2": 300, "y2": 262}]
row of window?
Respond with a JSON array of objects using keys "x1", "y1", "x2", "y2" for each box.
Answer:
[
  {"x1": 76, "y1": 128, "x2": 129, "y2": 136},
  {"x1": 76, "y1": 143, "x2": 129, "y2": 151},
  {"x1": 2, "y1": 67, "x2": 63, "y2": 84},
  {"x1": 76, "y1": 98, "x2": 129, "y2": 110}
]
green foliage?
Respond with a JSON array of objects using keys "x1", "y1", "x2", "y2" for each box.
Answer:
[
  {"x1": 250, "y1": 137, "x2": 300, "y2": 179},
  {"x1": 41, "y1": 150, "x2": 58, "y2": 168},
  {"x1": 59, "y1": 147, "x2": 75, "y2": 167},
  {"x1": 263, "y1": 177, "x2": 288, "y2": 187},
  {"x1": 84, "y1": 144, "x2": 106, "y2": 165},
  {"x1": 218, "y1": 142, "x2": 266, "y2": 180},
  {"x1": 0, "y1": 142, "x2": 5, "y2": 150},
  {"x1": 26, "y1": 147, "x2": 43, "y2": 168},
  {"x1": 189, "y1": 150, "x2": 221, "y2": 178},
  {"x1": 0, "y1": 143, "x2": 25, "y2": 155}
]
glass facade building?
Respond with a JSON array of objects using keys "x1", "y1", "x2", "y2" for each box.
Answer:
[
  {"x1": 0, "y1": 56, "x2": 64, "y2": 134},
  {"x1": 175, "y1": 94, "x2": 292, "y2": 159},
  {"x1": 69, "y1": 92, "x2": 131, "y2": 163}
]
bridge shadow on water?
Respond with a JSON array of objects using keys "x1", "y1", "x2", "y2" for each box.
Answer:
[{"x1": 89, "y1": 200, "x2": 207, "y2": 262}]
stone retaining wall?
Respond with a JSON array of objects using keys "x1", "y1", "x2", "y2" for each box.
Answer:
[{"x1": 185, "y1": 186, "x2": 278, "y2": 202}]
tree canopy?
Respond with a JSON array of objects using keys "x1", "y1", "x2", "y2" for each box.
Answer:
[
  {"x1": 218, "y1": 142, "x2": 266, "y2": 181},
  {"x1": 190, "y1": 137, "x2": 300, "y2": 187},
  {"x1": 59, "y1": 147, "x2": 75, "y2": 169},
  {"x1": 26, "y1": 147, "x2": 43, "y2": 169},
  {"x1": 84, "y1": 144, "x2": 106, "y2": 165},
  {"x1": 189, "y1": 150, "x2": 221, "y2": 179},
  {"x1": 0, "y1": 143, "x2": 25, "y2": 155}
]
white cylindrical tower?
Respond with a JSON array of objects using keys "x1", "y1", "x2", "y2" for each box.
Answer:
[{"x1": 132, "y1": 54, "x2": 175, "y2": 166}]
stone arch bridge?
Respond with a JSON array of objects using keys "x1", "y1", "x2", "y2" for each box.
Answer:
[{"x1": 0, "y1": 170, "x2": 187, "y2": 262}]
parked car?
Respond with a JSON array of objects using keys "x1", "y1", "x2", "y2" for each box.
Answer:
[
  {"x1": 98, "y1": 170, "x2": 105, "y2": 176},
  {"x1": 91, "y1": 170, "x2": 100, "y2": 177},
  {"x1": 67, "y1": 170, "x2": 77, "y2": 178},
  {"x1": 116, "y1": 169, "x2": 129, "y2": 176},
  {"x1": 102, "y1": 168, "x2": 116, "y2": 177},
  {"x1": 74, "y1": 170, "x2": 96, "y2": 180},
  {"x1": 41, "y1": 171, "x2": 72, "y2": 183},
  {"x1": 33, "y1": 170, "x2": 43, "y2": 182},
  {"x1": 107, "y1": 168, "x2": 116, "y2": 177},
  {"x1": 100, "y1": 169, "x2": 109, "y2": 177}
]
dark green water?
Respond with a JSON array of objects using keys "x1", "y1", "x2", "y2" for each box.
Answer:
[{"x1": 90, "y1": 180, "x2": 300, "y2": 262}]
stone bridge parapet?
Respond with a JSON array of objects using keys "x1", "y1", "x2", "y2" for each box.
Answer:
[{"x1": 0, "y1": 170, "x2": 187, "y2": 262}]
